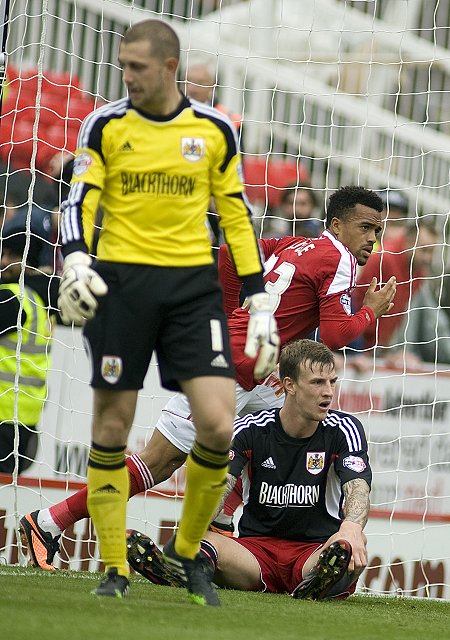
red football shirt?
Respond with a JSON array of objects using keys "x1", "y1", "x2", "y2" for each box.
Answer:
[{"x1": 219, "y1": 231, "x2": 375, "y2": 390}]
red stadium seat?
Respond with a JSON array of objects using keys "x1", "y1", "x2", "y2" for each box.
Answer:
[
  {"x1": 10, "y1": 118, "x2": 34, "y2": 144},
  {"x1": 39, "y1": 93, "x2": 94, "y2": 118},
  {"x1": 45, "y1": 70, "x2": 82, "y2": 90},
  {"x1": 0, "y1": 115, "x2": 14, "y2": 162},
  {"x1": 2, "y1": 89, "x2": 37, "y2": 111},
  {"x1": 66, "y1": 99, "x2": 96, "y2": 123},
  {"x1": 0, "y1": 113, "x2": 13, "y2": 141},
  {"x1": 242, "y1": 155, "x2": 311, "y2": 207},
  {"x1": 43, "y1": 124, "x2": 78, "y2": 153},
  {"x1": 4, "y1": 64, "x2": 19, "y2": 83},
  {"x1": 16, "y1": 71, "x2": 40, "y2": 95},
  {"x1": 8, "y1": 140, "x2": 36, "y2": 171},
  {"x1": 2, "y1": 67, "x2": 96, "y2": 170}
]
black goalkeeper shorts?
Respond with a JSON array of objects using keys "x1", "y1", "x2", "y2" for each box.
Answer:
[{"x1": 83, "y1": 261, "x2": 235, "y2": 392}]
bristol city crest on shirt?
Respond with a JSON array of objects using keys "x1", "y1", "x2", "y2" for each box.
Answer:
[
  {"x1": 306, "y1": 451, "x2": 325, "y2": 475},
  {"x1": 181, "y1": 137, "x2": 205, "y2": 162}
]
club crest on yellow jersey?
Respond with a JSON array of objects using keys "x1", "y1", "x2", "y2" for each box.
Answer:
[{"x1": 181, "y1": 137, "x2": 205, "y2": 162}]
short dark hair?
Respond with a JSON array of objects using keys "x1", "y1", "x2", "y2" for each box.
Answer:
[
  {"x1": 122, "y1": 19, "x2": 180, "y2": 61},
  {"x1": 1, "y1": 217, "x2": 46, "y2": 268},
  {"x1": 279, "y1": 339, "x2": 335, "y2": 381},
  {"x1": 325, "y1": 186, "x2": 383, "y2": 228}
]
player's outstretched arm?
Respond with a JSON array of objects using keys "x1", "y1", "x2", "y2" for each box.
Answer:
[{"x1": 362, "y1": 276, "x2": 397, "y2": 319}]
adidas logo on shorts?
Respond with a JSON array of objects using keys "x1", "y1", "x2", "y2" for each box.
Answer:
[{"x1": 210, "y1": 353, "x2": 229, "y2": 368}]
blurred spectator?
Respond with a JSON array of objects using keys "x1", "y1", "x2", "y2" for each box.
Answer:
[
  {"x1": 0, "y1": 160, "x2": 56, "y2": 212},
  {"x1": 386, "y1": 280, "x2": 450, "y2": 366},
  {"x1": 260, "y1": 184, "x2": 323, "y2": 238},
  {"x1": 352, "y1": 218, "x2": 439, "y2": 355},
  {"x1": 47, "y1": 150, "x2": 74, "y2": 206},
  {"x1": 376, "y1": 188, "x2": 409, "y2": 245},
  {"x1": 242, "y1": 157, "x2": 311, "y2": 219},
  {"x1": 0, "y1": 189, "x2": 17, "y2": 227},
  {"x1": 0, "y1": 216, "x2": 60, "y2": 474},
  {"x1": 184, "y1": 63, "x2": 215, "y2": 104},
  {"x1": 0, "y1": 194, "x2": 56, "y2": 274},
  {"x1": 184, "y1": 62, "x2": 242, "y2": 132}
]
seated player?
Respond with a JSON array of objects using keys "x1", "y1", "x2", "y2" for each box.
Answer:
[
  {"x1": 21, "y1": 186, "x2": 390, "y2": 571},
  {"x1": 127, "y1": 339, "x2": 371, "y2": 600}
]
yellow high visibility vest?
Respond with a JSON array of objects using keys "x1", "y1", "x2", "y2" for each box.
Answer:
[{"x1": 0, "y1": 283, "x2": 52, "y2": 425}]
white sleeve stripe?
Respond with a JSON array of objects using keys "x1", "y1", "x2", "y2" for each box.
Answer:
[
  {"x1": 342, "y1": 415, "x2": 362, "y2": 450},
  {"x1": 233, "y1": 409, "x2": 276, "y2": 437},
  {"x1": 78, "y1": 98, "x2": 128, "y2": 149},
  {"x1": 60, "y1": 203, "x2": 74, "y2": 244},
  {"x1": 324, "y1": 412, "x2": 363, "y2": 453},
  {"x1": 190, "y1": 99, "x2": 238, "y2": 145},
  {"x1": 70, "y1": 182, "x2": 83, "y2": 241},
  {"x1": 60, "y1": 210, "x2": 68, "y2": 244},
  {"x1": 61, "y1": 181, "x2": 84, "y2": 244},
  {"x1": 338, "y1": 424, "x2": 359, "y2": 452},
  {"x1": 130, "y1": 453, "x2": 154, "y2": 490},
  {"x1": 338, "y1": 424, "x2": 354, "y2": 451}
]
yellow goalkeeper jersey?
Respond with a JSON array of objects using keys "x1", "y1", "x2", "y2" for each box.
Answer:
[{"x1": 61, "y1": 95, "x2": 262, "y2": 276}]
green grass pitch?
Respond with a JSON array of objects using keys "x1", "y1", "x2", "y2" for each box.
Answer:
[{"x1": 1, "y1": 566, "x2": 449, "y2": 640}]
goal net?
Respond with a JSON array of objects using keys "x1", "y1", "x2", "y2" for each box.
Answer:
[{"x1": 1, "y1": 0, "x2": 450, "y2": 599}]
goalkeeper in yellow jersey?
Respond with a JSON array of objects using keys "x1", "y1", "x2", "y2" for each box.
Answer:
[{"x1": 56, "y1": 19, "x2": 278, "y2": 604}]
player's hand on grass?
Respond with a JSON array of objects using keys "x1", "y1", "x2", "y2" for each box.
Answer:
[
  {"x1": 244, "y1": 292, "x2": 280, "y2": 379},
  {"x1": 362, "y1": 276, "x2": 397, "y2": 319},
  {"x1": 58, "y1": 251, "x2": 108, "y2": 325}
]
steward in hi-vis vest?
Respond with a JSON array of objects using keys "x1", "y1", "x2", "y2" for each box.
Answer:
[
  {"x1": 0, "y1": 283, "x2": 52, "y2": 424},
  {"x1": 0, "y1": 215, "x2": 59, "y2": 474}
]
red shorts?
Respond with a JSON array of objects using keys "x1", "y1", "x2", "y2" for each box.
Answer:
[{"x1": 234, "y1": 536, "x2": 322, "y2": 593}]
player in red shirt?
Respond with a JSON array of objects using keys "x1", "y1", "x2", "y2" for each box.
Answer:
[
  {"x1": 222, "y1": 227, "x2": 394, "y2": 391},
  {"x1": 21, "y1": 186, "x2": 395, "y2": 570}
]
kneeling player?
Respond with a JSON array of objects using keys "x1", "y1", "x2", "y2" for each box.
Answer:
[{"x1": 127, "y1": 339, "x2": 371, "y2": 600}]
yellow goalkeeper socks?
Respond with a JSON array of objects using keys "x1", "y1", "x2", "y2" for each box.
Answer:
[
  {"x1": 87, "y1": 442, "x2": 130, "y2": 577},
  {"x1": 175, "y1": 440, "x2": 229, "y2": 560}
]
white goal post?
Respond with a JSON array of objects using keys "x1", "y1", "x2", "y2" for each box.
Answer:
[{"x1": 1, "y1": 0, "x2": 450, "y2": 599}]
